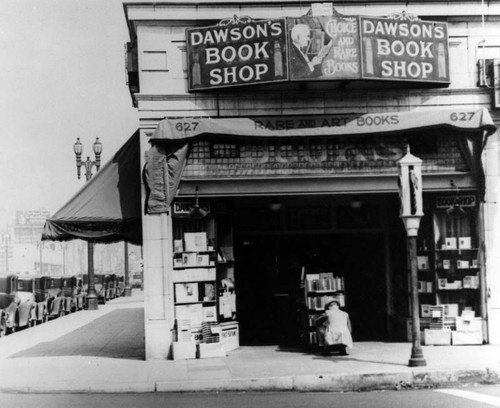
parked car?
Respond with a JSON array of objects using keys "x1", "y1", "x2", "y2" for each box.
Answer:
[
  {"x1": 0, "y1": 275, "x2": 18, "y2": 336},
  {"x1": 116, "y1": 276, "x2": 125, "y2": 297},
  {"x1": 131, "y1": 271, "x2": 143, "y2": 289},
  {"x1": 69, "y1": 276, "x2": 86, "y2": 311},
  {"x1": 16, "y1": 278, "x2": 38, "y2": 327},
  {"x1": 46, "y1": 278, "x2": 65, "y2": 319},
  {"x1": 60, "y1": 278, "x2": 75, "y2": 314},
  {"x1": 33, "y1": 276, "x2": 50, "y2": 323},
  {"x1": 105, "y1": 274, "x2": 118, "y2": 300}
]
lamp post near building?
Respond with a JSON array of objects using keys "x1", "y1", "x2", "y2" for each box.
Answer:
[
  {"x1": 398, "y1": 146, "x2": 427, "y2": 367},
  {"x1": 74, "y1": 137, "x2": 102, "y2": 310}
]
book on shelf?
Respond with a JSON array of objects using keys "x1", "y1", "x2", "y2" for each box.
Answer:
[
  {"x1": 203, "y1": 282, "x2": 215, "y2": 301},
  {"x1": 417, "y1": 255, "x2": 429, "y2": 270},
  {"x1": 219, "y1": 291, "x2": 236, "y2": 319},
  {"x1": 202, "y1": 306, "x2": 218, "y2": 323},
  {"x1": 218, "y1": 246, "x2": 233, "y2": 262},
  {"x1": 174, "y1": 239, "x2": 184, "y2": 253},
  {"x1": 418, "y1": 281, "x2": 433, "y2": 293},
  {"x1": 175, "y1": 282, "x2": 199, "y2": 303},
  {"x1": 305, "y1": 273, "x2": 344, "y2": 292},
  {"x1": 463, "y1": 275, "x2": 479, "y2": 289},
  {"x1": 307, "y1": 293, "x2": 345, "y2": 309},
  {"x1": 176, "y1": 319, "x2": 192, "y2": 342},
  {"x1": 175, "y1": 304, "x2": 204, "y2": 328}
]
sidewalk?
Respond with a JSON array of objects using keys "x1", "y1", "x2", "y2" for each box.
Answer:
[{"x1": 0, "y1": 290, "x2": 499, "y2": 393}]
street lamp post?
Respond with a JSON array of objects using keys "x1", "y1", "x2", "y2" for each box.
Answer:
[
  {"x1": 38, "y1": 240, "x2": 44, "y2": 276},
  {"x1": 74, "y1": 137, "x2": 102, "y2": 311},
  {"x1": 123, "y1": 242, "x2": 132, "y2": 297},
  {"x1": 398, "y1": 146, "x2": 427, "y2": 367}
]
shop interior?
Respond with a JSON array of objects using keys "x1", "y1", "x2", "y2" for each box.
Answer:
[{"x1": 231, "y1": 194, "x2": 408, "y2": 347}]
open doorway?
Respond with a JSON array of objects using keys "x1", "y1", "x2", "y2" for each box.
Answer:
[{"x1": 235, "y1": 233, "x2": 386, "y2": 346}]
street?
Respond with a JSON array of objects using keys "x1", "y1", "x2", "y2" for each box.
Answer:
[{"x1": 2, "y1": 386, "x2": 500, "y2": 408}]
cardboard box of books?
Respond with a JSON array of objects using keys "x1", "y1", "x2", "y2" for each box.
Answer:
[
  {"x1": 198, "y1": 342, "x2": 226, "y2": 358},
  {"x1": 452, "y1": 330, "x2": 482, "y2": 345},
  {"x1": 219, "y1": 321, "x2": 239, "y2": 352},
  {"x1": 424, "y1": 329, "x2": 451, "y2": 345},
  {"x1": 172, "y1": 341, "x2": 197, "y2": 360}
]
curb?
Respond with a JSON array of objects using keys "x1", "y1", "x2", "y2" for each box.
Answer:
[{"x1": 2, "y1": 368, "x2": 499, "y2": 394}]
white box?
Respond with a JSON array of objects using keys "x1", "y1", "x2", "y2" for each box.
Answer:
[
  {"x1": 443, "y1": 259, "x2": 450, "y2": 269},
  {"x1": 424, "y1": 329, "x2": 451, "y2": 345},
  {"x1": 220, "y1": 321, "x2": 239, "y2": 352},
  {"x1": 198, "y1": 342, "x2": 226, "y2": 358},
  {"x1": 418, "y1": 281, "x2": 425, "y2": 293},
  {"x1": 175, "y1": 304, "x2": 203, "y2": 327},
  {"x1": 463, "y1": 275, "x2": 474, "y2": 288},
  {"x1": 184, "y1": 232, "x2": 208, "y2": 252},
  {"x1": 174, "y1": 240, "x2": 184, "y2": 253},
  {"x1": 458, "y1": 237, "x2": 471, "y2": 250},
  {"x1": 443, "y1": 303, "x2": 459, "y2": 317},
  {"x1": 202, "y1": 305, "x2": 217, "y2": 322},
  {"x1": 175, "y1": 283, "x2": 199, "y2": 303},
  {"x1": 196, "y1": 254, "x2": 210, "y2": 266},
  {"x1": 452, "y1": 330, "x2": 482, "y2": 345},
  {"x1": 445, "y1": 238, "x2": 457, "y2": 250},
  {"x1": 172, "y1": 341, "x2": 197, "y2": 360},
  {"x1": 457, "y1": 260, "x2": 470, "y2": 269},
  {"x1": 421, "y1": 304, "x2": 433, "y2": 317},
  {"x1": 456, "y1": 316, "x2": 482, "y2": 332},
  {"x1": 182, "y1": 252, "x2": 197, "y2": 266},
  {"x1": 417, "y1": 256, "x2": 429, "y2": 270}
]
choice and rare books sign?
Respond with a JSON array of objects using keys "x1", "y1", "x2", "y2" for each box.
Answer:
[
  {"x1": 186, "y1": 12, "x2": 449, "y2": 91},
  {"x1": 186, "y1": 17, "x2": 288, "y2": 90}
]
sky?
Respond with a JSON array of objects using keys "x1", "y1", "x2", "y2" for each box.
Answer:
[{"x1": 0, "y1": 0, "x2": 139, "y2": 228}]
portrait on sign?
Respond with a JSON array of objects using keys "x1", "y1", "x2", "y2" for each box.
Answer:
[{"x1": 287, "y1": 15, "x2": 360, "y2": 81}]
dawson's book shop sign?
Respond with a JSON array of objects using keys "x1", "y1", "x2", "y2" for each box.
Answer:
[
  {"x1": 186, "y1": 16, "x2": 288, "y2": 90},
  {"x1": 186, "y1": 8, "x2": 449, "y2": 91}
]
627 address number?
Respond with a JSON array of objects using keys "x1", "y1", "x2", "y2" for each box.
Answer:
[
  {"x1": 175, "y1": 121, "x2": 200, "y2": 131},
  {"x1": 450, "y1": 112, "x2": 475, "y2": 121}
]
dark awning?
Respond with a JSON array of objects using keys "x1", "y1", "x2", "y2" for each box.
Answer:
[
  {"x1": 144, "y1": 109, "x2": 497, "y2": 213},
  {"x1": 42, "y1": 130, "x2": 142, "y2": 245}
]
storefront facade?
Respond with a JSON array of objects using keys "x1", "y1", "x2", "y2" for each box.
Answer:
[{"x1": 123, "y1": 1, "x2": 500, "y2": 360}]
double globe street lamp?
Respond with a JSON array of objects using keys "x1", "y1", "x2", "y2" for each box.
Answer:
[
  {"x1": 73, "y1": 137, "x2": 102, "y2": 181},
  {"x1": 73, "y1": 137, "x2": 102, "y2": 310}
]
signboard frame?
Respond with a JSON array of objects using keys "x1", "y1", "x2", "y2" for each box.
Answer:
[
  {"x1": 185, "y1": 10, "x2": 450, "y2": 91},
  {"x1": 359, "y1": 14, "x2": 450, "y2": 83},
  {"x1": 186, "y1": 16, "x2": 289, "y2": 91}
]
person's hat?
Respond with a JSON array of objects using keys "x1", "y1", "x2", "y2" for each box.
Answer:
[{"x1": 324, "y1": 300, "x2": 340, "y2": 310}]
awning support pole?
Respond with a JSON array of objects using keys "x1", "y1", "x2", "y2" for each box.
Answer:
[
  {"x1": 124, "y1": 242, "x2": 132, "y2": 297},
  {"x1": 86, "y1": 241, "x2": 99, "y2": 310}
]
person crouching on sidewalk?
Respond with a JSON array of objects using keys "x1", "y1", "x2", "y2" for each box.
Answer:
[{"x1": 316, "y1": 300, "x2": 353, "y2": 356}]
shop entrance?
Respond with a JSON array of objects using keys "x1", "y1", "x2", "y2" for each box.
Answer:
[{"x1": 235, "y1": 233, "x2": 387, "y2": 346}]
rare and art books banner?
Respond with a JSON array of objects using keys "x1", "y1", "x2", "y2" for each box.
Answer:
[{"x1": 186, "y1": 8, "x2": 449, "y2": 91}]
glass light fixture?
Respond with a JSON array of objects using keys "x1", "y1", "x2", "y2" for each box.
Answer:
[{"x1": 189, "y1": 186, "x2": 207, "y2": 219}]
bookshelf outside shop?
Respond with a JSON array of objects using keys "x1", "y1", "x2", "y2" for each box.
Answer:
[{"x1": 123, "y1": 1, "x2": 500, "y2": 360}]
